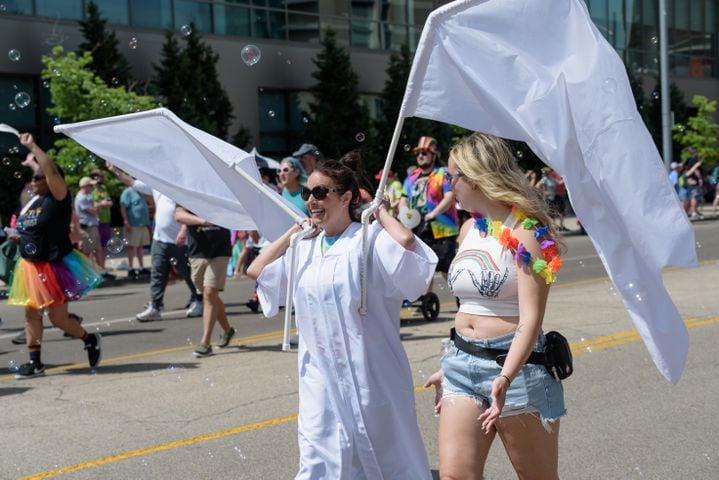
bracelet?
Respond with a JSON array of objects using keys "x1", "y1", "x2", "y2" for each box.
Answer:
[{"x1": 498, "y1": 374, "x2": 512, "y2": 386}]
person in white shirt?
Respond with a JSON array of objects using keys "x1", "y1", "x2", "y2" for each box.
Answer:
[{"x1": 106, "y1": 164, "x2": 203, "y2": 321}]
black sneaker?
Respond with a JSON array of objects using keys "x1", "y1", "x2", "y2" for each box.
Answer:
[
  {"x1": 84, "y1": 333, "x2": 102, "y2": 368},
  {"x1": 15, "y1": 361, "x2": 45, "y2": 379},
  {"x1": 246, "y1": 299, "x2": 260, "y2": 313}
]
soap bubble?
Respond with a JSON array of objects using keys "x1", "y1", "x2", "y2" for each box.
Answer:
[
  {"x1": 355, "y1": 132, "x2": 365, "y2": 142},
  {"x1": 169, "y1": 257, "x2": 178, "y2": 266},
  {"x1": 8, "y1": 49, "x2": 21, "y2": 62},
  {"x1": 9, "y1": 145, "x2": 19, "y2": 153},
  {"x1": 128, "y1": 37, "x2": 138, "y2": 49},
  {"x1": 106, "y1": 236, "x2": 125, "y2": 254},
  {"x1": 241, "y1": 44, "x2": 261, "y2": 66},
  {"x1": 13, "y1": 171, "x2": 23, "y2": 179},
  {"x1": 24, "y1": 243, "x2": 38, "y2": 255},
  {"x1": 268, "y1": 110, "x2": 276, "y2": 118},
  {"x1": 650, "y1": 36, "x2": 658, "y2": 44},
  {"x1": 651, "y1": 91, "x2": 659, "y2": 100},
  {"x1": 2, "y1": 157, "x2": 10, "y2": 166},
  {"x1": 602, "y1": 77, "x2": 617, "y2": 94},
  {"x1": 38, "y1": 273, "x2": 47, "y2": 282},
  {"x1": 8, "y1": 360, "x2": 20, "y2": 372},
  {"x1": 14, "y1": 91, "x2": 31, "y2": 108},
  {"x1": 8, "y1": 103, "x2": 17, "y2": 111},
  {"x1": 403, "y1": 144, "x2": 411, "y2": 152},
  {"x1": 180, "y1": 24, "x2": 192, "y2": 37},
  {"x1": 42, "y1": 80, "x2": 50, "y2": 89}
]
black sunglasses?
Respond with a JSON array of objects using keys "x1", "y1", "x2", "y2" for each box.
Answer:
[
  {"x1": 31, "y1": 174, "x2": 46, "y2": 181},
  {"x1": 301, "y1": 185, "x2": 339, "y2": 201},
  {"x1": 445, "y1": 171, "x2": 465, "y2": 184}
]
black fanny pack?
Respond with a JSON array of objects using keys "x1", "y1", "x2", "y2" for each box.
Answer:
[{"x1": 449, "y1": 328, "x2": 573, "y2": 381}]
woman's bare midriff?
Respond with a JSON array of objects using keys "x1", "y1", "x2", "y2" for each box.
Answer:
[{"x1": 455, "y1": 311, "x2": 519, "y2": 340}]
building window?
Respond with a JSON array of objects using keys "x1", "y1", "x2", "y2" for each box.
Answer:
[
  {"x1": 35, "y1": 0, "x2": 83, "y2": 20},
  {"x1": 174, "y1": 0, "x2": 214, "y2": 33},
  {"x1": 93, "y1": 0, "x2": 130, "y2": 25},
  {"x1": 130, "y1": 0, "x2": 173, "y2": 29},
  {"x1": 0, "y1": 0, "x2": 33, "y2": 15},
  {"x1": 258, "y1": 89, "x2": 311, "y2": 157}
]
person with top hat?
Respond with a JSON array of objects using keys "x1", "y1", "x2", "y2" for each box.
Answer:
[{"x1": 399, "y1": 136, "x2": 459, "y2": 292}]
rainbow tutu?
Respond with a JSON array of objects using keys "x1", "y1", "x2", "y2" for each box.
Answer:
[{"x1": 8, "y1": 250, "x2": 104, "y2": 309}]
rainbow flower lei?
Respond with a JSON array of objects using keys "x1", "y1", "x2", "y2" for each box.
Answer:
[{"x1": 471, "y1": 208, "x2": 562, "y2": 284}]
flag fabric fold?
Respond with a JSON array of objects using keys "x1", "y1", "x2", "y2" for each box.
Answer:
[
  {"x1": 401, "y1": 0, "x2": 697, "y2": 382},
  {"x1": 56, "y1": 108, "x2": 305, "y2": 242}
]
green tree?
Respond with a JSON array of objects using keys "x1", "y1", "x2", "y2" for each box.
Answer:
[
  {"x1": 154, "y1": 24, "x2": 234, "y2": 139},
  {"x1": 372, "y1": 44, "x2": 455, "y2": 178},
  {"x1": 645, "y1": 82, "x2": 689, "y2": 158},
  {"x1": 306, "y1": 29, "x2": 371, "y2": 162},
  {"x1": 78, "y1": 0, "x2": 132, "y2": 88},
  {"x1": 41, "y1": 46, "x2": 156, "y2": 196},
  {"x1": 673, "y1": 95, "x2": 719, "y2": 166}
]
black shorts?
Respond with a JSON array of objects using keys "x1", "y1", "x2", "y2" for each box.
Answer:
[{"x1": 419, "y1": 232, "x2": 457, "y2": 273}]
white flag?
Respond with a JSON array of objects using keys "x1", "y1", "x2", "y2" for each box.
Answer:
[
  {"x1": 56, "y1": 108, "x2": 306, "y2": 241},
  {"x1": 401, "y1": 0, "x2": 698, "y2": 383}
]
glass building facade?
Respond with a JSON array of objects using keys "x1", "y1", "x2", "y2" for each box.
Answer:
[
  {"x1": 0, "y1": 0, "x2": 717, "y2": 156},
  {"x1": 0, "y1": 0, "x2": 440, "y2": 51}
]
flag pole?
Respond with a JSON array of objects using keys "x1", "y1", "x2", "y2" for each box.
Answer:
[
  {"x1": 359, "y1": 115, "x2": 406, "y2": 314},
  {"x1": 282, "y1": 226, "x2": 315, "y2": 350}
]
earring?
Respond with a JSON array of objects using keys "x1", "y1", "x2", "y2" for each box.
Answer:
[{"x1": 471, "y1": 184, "x2": 478, "y2": 191}]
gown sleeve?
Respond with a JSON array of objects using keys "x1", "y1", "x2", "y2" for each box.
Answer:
[
  {"x1": 372, "y1": 223, "x2": 438, "y2": 301},
  {"x1": 256, "y1": 254, "x2": 287, "y2": 318}
]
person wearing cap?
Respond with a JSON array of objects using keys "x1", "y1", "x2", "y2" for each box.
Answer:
[
  {"x1": 668, "y1": 161, "x2": 681, "y2": 191},
  {"x1": 89, "y1": 168, "x2": 115, "y2": 279},
  {"x1": 292, "y1": 143, "x2": 321, "y2": 175},
  {"x1": 74, "y1": 176, "x2": 107, "y2": 263},
  {"x1": 375, "y1": 168, "x2": 403, "y2": 217},
  {"x1": 399, "y1": 136, "x2": 459, "y2": 289}
]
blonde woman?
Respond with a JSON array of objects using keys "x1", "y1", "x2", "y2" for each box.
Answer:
[{"x1": 425, "y1": 132, "x2": 566, "y2": 479}]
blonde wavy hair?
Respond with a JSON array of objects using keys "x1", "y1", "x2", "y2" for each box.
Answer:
[{"x1": 450, "y1": 132, "x2": 563, "y2": 248}]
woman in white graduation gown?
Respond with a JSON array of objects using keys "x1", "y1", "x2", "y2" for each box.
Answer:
[{"x1": 248, "y1": 159, "x2": 438, "y2": 479}]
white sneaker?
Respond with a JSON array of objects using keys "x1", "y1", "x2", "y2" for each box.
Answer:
[
  {"x1": 136, "y1": 306, "x2": 161, "y2": 322},
  {"x1": 186, "y1": 300, "x2": 203, "y2": 318}
]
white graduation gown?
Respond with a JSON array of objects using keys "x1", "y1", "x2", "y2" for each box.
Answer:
[{"x1": 257, "y1": 222, "x2": 438, "y2": 480}]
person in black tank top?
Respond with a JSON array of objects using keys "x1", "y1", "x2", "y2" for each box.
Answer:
[{"x1": 7, "y1": 133, "x2": 104, "y2": 379}]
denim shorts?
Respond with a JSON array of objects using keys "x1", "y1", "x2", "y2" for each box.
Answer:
[{"x1": 441, "y1": 330, "x2": 566, "y2": 430}]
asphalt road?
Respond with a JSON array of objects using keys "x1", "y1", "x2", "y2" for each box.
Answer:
[{"x1": 1, "y1": 219, "x2": 718, "y2": 479}]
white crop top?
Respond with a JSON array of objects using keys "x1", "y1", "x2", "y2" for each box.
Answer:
[{"x1": 448, "y1": 212, "x2": 519, "y2": 317}]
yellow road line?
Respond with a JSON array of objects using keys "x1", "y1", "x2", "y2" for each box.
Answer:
[
  {"x1": 20, "y1": 314, "x2": 719, "y2": 479},
  {"x1": 17, "y1": 415, "x2": 299, "y2": 480}
]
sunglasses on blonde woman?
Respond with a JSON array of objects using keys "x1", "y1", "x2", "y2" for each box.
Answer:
[{"x1": 301, "y1": 185, "x2": 339, "y2": 201}]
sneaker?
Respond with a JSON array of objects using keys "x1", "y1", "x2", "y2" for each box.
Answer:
[
  {"x1": 136, "y1": 305, "x2": 161, "y2": 322},
  {"x1": 138, "y1": 268, "x2": 151, "y2": 275},
  {"x1": 11, "y1": 331, "x2": 26, "y2": 345},
  {"x1": 246, "y1": 299, "x2": 260, "y2": 313},
  {"x1": 193, "y1": 344, "x2": 213, "y2": 357},
  {"x1": 84, "y1": 333, "x2": 102, "y2": 368},
  {"x1": 186, "y1": 300, "x2": 203, "y2": 318},
  {"x1": 15, "y1": 361, "x2": 45, "y2": 379},
  {"x1": 63, "y1": 313, "x2": 84, "y2": 338},
  {"x1": 217, "y1": 327, "x2": 236, "y2": 348}
]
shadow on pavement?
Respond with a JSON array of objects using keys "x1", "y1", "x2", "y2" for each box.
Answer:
[
  {"x1": 61, "y1": 362, "x2": 201, "y2": 375},
  {"x1": 0, "y1": 387, "x2": 32, "y2": 397}
]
